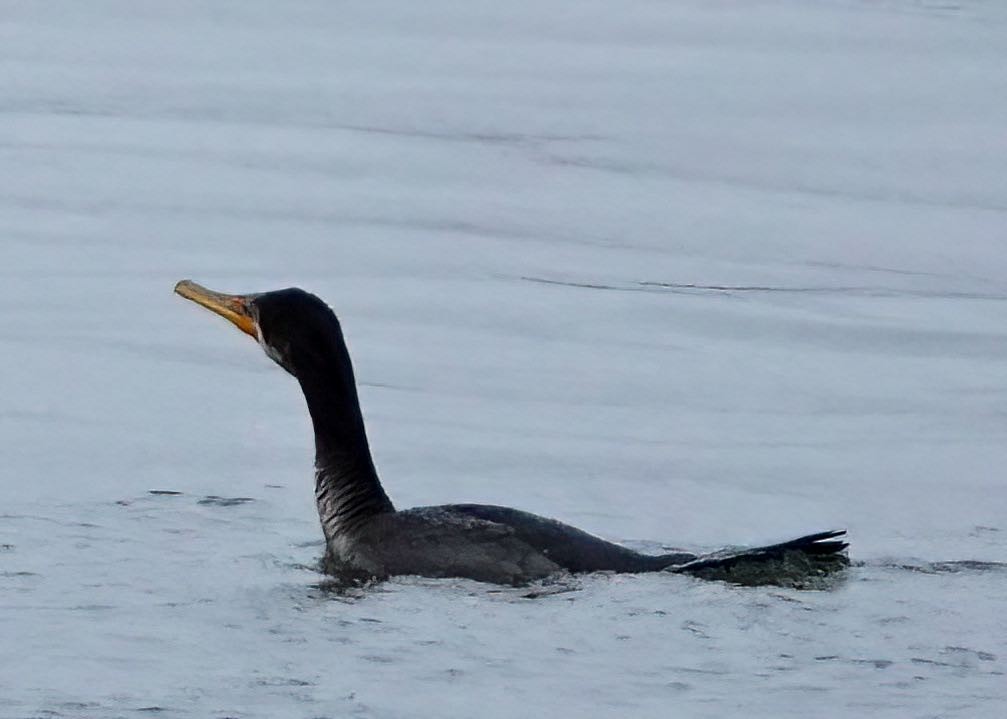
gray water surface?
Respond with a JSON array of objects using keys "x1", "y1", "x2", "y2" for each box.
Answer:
[{"x1": 2, "y1": 1, "x2": 1007, "y2": 717}]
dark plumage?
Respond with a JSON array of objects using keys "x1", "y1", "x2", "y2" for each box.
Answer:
[{"x1": 175, "y1": 281, "x2": 848, "y2": 587}]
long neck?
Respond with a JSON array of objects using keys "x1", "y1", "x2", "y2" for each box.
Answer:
[{"x1": 295, "y1": 336, "x2": 394, "y2": 541}]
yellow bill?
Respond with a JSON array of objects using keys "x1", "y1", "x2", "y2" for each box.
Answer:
[{"x1": 174, "y1": 280, "x2": 258, "y2": 339}]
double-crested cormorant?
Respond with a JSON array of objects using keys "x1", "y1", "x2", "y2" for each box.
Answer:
[{"x1": 175, "y1": 280, "x2": 848, "y2": 587}]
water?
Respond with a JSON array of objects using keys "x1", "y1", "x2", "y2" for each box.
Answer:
[{"x1": 2, "y1": 1, "x2": 1006, "y2": 716}]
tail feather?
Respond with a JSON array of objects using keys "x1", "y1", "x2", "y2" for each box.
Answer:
[
  {"x1": 667, "y1": 529, "x2": 849, "y2": 588},
  {"x1": 767, "y1": 529, "x2": 849, "y2": 556}
]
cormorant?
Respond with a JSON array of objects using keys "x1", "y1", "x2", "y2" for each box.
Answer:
[{"x1": 175, "y1": 280, "x2": 848, "y2": 587}]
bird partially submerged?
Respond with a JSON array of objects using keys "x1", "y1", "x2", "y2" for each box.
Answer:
[{"x1": 175, "y1": 280, "x2": 848, "y2": 588}]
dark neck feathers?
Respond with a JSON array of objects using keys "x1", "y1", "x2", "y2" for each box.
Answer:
[{"x1": 293, "y1": 323, "x2": 394, "y2": 539}]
